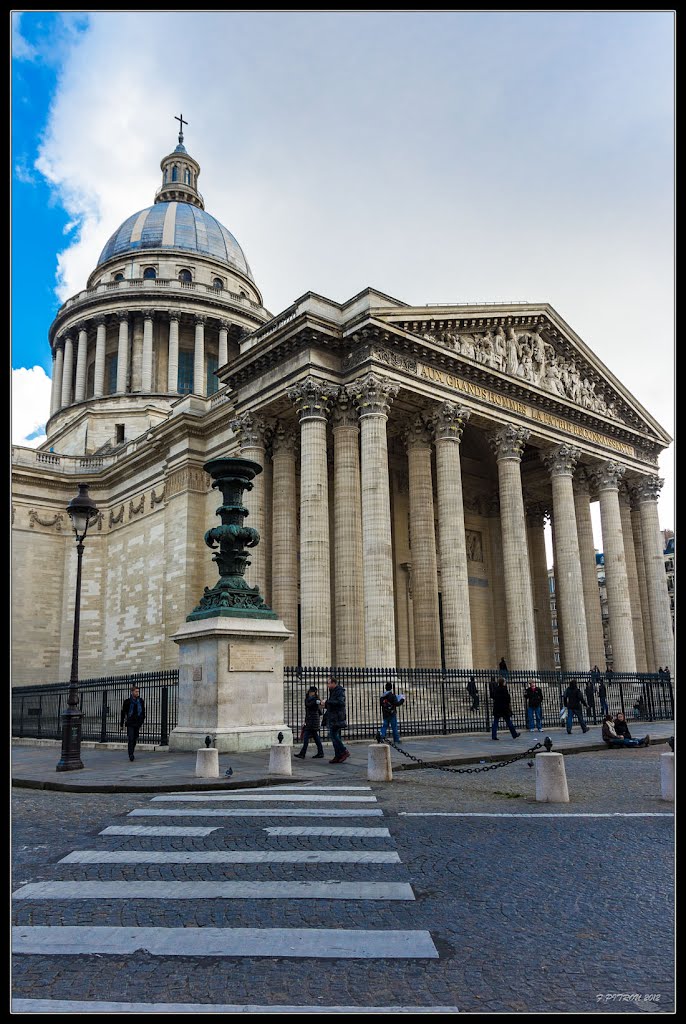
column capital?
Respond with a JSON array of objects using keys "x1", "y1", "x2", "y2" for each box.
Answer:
[
  {"x1": 331, "y1": 390, "x2": 359, "y2": 429},
  {"x1": 117, "y1": 311, "x2": 130, "y2": 323},
  {"x1": 573, "y1": 464, "x2": 593, "y2": 495},
  {"x1": 402, "y1": 413, "x2": 433, "y2": 451},
  {"x1": 526, "y1": 502, "x2": 550, "y2": 528},
  {"x1": 271, "y1": 420, "x2": 298, "y2": 455},
  {"x1": 631, "y1": 474, "x2": 664, "y2": 504},
  {"x1": 590, "y1": 461, "x2": 626, "y2": 492},
  {"x1": 142, "y1": 310, "x2": 155, "y2": 323},
  {"x1": 431, "y1": 400, "x2": 471, "y2": 442},
  {"x1": 346, "y1": 371, "x2": 398, "y2": 417},
  {"x1": 218, "y1": 319, "x2": 231, "y2": 332},
  {"x1": 94, "y1": 315, "x2": 108, "y2": 328},
  {"x1": 489, "y1": 424, "x2": 530, "y2": 461},
  {"x1": 56, "y1": 334, "x2": 69, "y2": 349},
  {"x1": 230, "y1": 411, "x2": 271, "y2": 448},
  {"x1": 166, "y1": 310, "x2": 180, "y2": 322},
  {"x1": 543, "y1": 443, "x2": 582, "y2": 477},
  {"x1": 287, "y1": 375, "x2": 338, "y2": 421},
  {"x1": 194, "y1": 314, "x2": 207, "y2": 326}
]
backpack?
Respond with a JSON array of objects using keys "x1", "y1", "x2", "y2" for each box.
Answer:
[{"x1": 381, "y1": 692, "x2": 397, "y2": 717}]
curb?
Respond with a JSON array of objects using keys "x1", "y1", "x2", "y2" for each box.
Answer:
[{"x1": 11, "y1": 775, "x2": 303, "y2": 795}]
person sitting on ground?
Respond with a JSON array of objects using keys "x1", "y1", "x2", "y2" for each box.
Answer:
[
  {"x1": 614, "y1": 711, "x2": 635, "y2": 739},
  {"x1": 602, "y1": 713, "x2": 649, "y2": 748}
]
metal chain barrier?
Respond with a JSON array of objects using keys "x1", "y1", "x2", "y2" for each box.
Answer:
[{"x1": 378, "y1": 735, "x2": 553, "y2": 774}]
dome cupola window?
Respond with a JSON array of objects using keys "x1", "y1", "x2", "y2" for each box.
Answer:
[
  {"x1": 213, "y1": 277, "x2": 223, "y2": 290},
  {"x1": 143, "y1": 267, "x2": 157, "y2": 280},
  {"x1": 178, "y1": 269, "x2": 193, "y2": 284},
  {"x1": 114, "y1": 272, "x2": 124, "y2": 282}
]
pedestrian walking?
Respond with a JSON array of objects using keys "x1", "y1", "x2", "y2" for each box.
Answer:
[
  {"x1": 294, "y1": 686, "x2": 325, "y2": 759},
  {"x1": 524, "y1": 679, "x2": 543, "y2": 732},
  {"x1": 120, "y1": 685, "x2": 146, "y2": 761},
  {"x1": 491, "y1": 676, "x2": 521, "y2": 740},
  {"x1": 488, "y1": 674, "x2": 498, "y2": 700},
  {"x1": 598, "y1": 677, "x2": 609, "y2": 717},
  {"x1": 325, "y1": 674, "x2": 350, "y2": 764},
  {"x1": 584, "y1": 679, "x2": 597, "y2": 724},
  {"x1": 602, "y1": 714, "x2": 649, "y2": 748},
  {"x1": 379, "y1": 681, "x2": 404, "y2": 742},
  {"x1": 562, "y1": 678, "x2": 589, "y2": 734},
  {"x1": 467, "y1": 675, "x2": 480, "y2": 712},
  {"x1": 498, "y1": 657, "x2": 509, "y2": 680}
]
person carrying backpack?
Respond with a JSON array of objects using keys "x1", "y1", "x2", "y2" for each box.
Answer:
[{"x1": 379, "y1": 682, "x2": 403, "y2": 743}]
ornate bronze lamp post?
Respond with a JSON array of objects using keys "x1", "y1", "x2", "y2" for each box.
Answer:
[{"x1": 56, "y1": 482, "x2": 99, "y2": 771}]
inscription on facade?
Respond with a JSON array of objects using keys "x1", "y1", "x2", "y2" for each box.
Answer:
[
  {"x1": 416, "y1": 363, "x2": 635, "y2": 457},
  {"x1": 228, "y1": 642, "x2": 275, "y2": 673}
]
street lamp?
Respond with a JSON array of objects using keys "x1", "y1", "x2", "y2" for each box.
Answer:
[{"x1": 56, "y1": 482, "x2": 99, "y2": 772}]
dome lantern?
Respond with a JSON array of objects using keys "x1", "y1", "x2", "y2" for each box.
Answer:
[{"x1": 155, "y1": 113, "x2": 204, "y2": 209}]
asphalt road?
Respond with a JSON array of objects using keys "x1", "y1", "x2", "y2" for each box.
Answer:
[{"x1": 11, "y1": 747, "x2": 675, "y2": 1014}]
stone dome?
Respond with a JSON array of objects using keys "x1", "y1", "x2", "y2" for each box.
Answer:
[{"x1": 96, "y1": 201, "x2": 254, "y2": 281}]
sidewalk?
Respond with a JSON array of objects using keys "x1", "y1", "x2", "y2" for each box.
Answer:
[{"x1": 12, "y1": 722, "x2": 674, "y2": 794}]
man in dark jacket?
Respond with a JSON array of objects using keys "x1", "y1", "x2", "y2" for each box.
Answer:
[
  {"x1": 491, "y1": 677, "x2": 520, "y2": 740},
  {"x1": 120, "y1": 685, "x2": 146, "y2": 761},
  {"x1": 325, "y1": 675, "x2": 350, "y2": 764},
  {"x1": 467, "y1": 675, "x2": 480, "y2": 712},
  {"x1": 524, "y1": 679, "x2": 544, "y2": 732},
  {"x1": 295, "y1": 686, "x2": 324, "y2": 759},
  {"x1": 584, "y1": 679, "x2": 597, "y2": 724},
  {"x1": 563, "y1": 678, "x2": 589, "y2": 735},
  {"x1": 598, "y1": 678, "x2": 609, "y2": 717}
]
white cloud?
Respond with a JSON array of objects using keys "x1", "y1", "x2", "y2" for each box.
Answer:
[{"x1": 12, "y1": 366, "x2": 52, "y2": 448}]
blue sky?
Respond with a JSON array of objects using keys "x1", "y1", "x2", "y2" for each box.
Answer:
[{"x1": 11, "y1": 10, "x2": 675, "y2": 535}]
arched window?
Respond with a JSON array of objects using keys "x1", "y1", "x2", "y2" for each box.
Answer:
[
  {"x1": 163, "y1": 168, "x2": 168, "y2": 183},
  {"x1": 143, "y1": 267, "x2": 156, "y2": 280},
  {"x1": 212, "y1": 278, "x2": 223, "y2": 290},
  {"x1": 171, "y1": 164, "x2": 178, "y2": 182},
  {"x1": 239, "y1": 291, "x2": 248, "y2": 299},
  {"x1": 178, "y1": 269, "x2": 192, "y2": 283},
  {"x1": 184, "y1": 168, "x2": 191, "y2": 185},
  {"x1": 114, "y1": 273, "x2": 124, "y2": 282}
]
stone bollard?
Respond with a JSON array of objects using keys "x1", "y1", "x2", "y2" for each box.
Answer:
[
  {"x1": 535, "y1": 752, "x2": 569, "y2": 803},
  {"x1": 660, "y1": 752, "x2": 674, "y2": 802},
  {"x1": 269, "y1": 743, "x2": 292, "y2": 776},
  {"x1": 195, "y1": 747, "x2": 219, "y2": 778},
  {"x1": 368, "y1": 743, "x2": 393, "y2": 782}
]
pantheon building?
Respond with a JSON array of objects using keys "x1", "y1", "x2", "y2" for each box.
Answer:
[{"x1": 11, "y1": 128, "x2": 674, "y2": 685}]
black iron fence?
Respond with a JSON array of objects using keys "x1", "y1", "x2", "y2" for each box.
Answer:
[{"x1": 12, "y1": 667, "x2": 673, "y2": 745}]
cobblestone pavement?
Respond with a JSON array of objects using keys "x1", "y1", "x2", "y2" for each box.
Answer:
[{"x1": 11, "y1": 748, "x2": 674, "y2": 1013}]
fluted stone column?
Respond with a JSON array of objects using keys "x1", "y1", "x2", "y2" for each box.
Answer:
[
  {"x1": 543, "y1": 445, "x2": 589, "y2": 670},
  {"x1": 486, "y1": 494, "x2": 509, "y2": 666},
  {"x1": 634, "y1": 476, "x2": 674, "y2": 671},
  {"x1": 230, "y1": 411, "x2": 270, "y2": 599},
  {"x1": 271, "y1": 422, "x2": 299, "y2": 666},
  {"x1": 51, "y1": 343, "x2": 64, "y2": 416},
  {"x1": 332, "y1": 393, "x2": 365, "y2": 666},
  {"x1": 403, "y1": 415, "x2": 441, "y2": 668},
  {"x1": 74, "y1": 326, "x2": 88, "y2": 403},
  {"x1": 193, "y1": 315, "x2": 206, "y2": 397},
  {"x1": 288, "y1": 377, "x2": 337, "y2": 666},
  {"x1": 550, "y1": 512, "x2": 565, "y2": 667},
  {"x1": 527, "y1": 504, "x2": 555, "y2": 670},
  {"x1": 347, "y1": 372, "x2": 399, "y2": 668},
  {"x1": 630, "y1": 497, "x2": 655, "y2": 671},
  {"x1": 60, "y1": 334, "x2": 74, "y2": 408},
  {"x1": 218, "y1": 320, "x2": 229, "y2": 369},
  {"x1": 167, "y1": 314, "x2": 179, "y2": 393},
  {"x1": 592, "y1": 462, "x2": 636, "y2": 672},
  {"x1": 141, "y1": 314, "x2": 154, "y2": 392},
  {"x1": 490, "y1": 425, "x2": 537, "y2": 668},
  {"x1": 115, "y1": 314, "x2": 129, "y2": 394},
  {"x1": 431, "y1": 402, "x2": 472, "y2": 668},
  {"x1": 619, "y1": 486, "x2": 648, "y2": 672},
  {"x1": 573, "y1": 469, "x2": 606, "y2": 669},
  {"x1": 93, "y1": 318, "x2": 107, "y2": 398}
]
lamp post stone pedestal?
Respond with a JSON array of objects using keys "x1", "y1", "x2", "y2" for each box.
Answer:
[{"x1": 170, "y1": 458, "x2": 293, "y2": 753}]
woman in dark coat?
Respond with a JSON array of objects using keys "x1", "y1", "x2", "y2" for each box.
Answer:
[
  {"x1": 294, "y1": 687, "x2": 324, "y2": 759},
  {"x1": 491, "y1": 677, "x2": 521, "y2": 740}
]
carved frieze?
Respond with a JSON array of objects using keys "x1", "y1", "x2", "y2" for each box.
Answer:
[
  {"x1": 129, "y1": 494, "x2": 146, "y2": 519},
  {"x1": 150, "y1": 485, "x2": 166, "y2": 506},
  {"x1": 28, "y1": 509, "x2": 64, "y2": 531},
  {"x1": 109, "y1": 505, "x2": 125, "y2": 527},
  {"x1": 343, "y1": 344, "x2": 417, "y2": 374},
  {"x1": 165, "y1": 466, "x2": 211, "y2": 498}
]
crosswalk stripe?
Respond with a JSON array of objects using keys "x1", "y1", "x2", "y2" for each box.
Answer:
[
  {"x1": 128, "y1": 808, "x2": 384, "y2": 818},
  {"x1": 59, "y1": 850, "x2": 401, "y2": 864},
  {"x1": 13, "y1": 881, "x2": 414, "y2": 901},
  {"x1": 399, "y1": 812, "x2": 675, "y2": 818},
  {"x1": 12, "y1": 1000, "x2": 458, "y2": 1013},
  {"x1": 99, "y1": 825, "x2": 221, "y2": 837},
  {"x1": 264, "y1": 827, "x2": 391, "y2": 837},
  {"x1": 151, "y1": 794, "x2": 377, "y2": 803},
  {"x1": 167, "y1": 786, "x2": 373, "y2": 793},
  {"x1": 12, "y1": 926, "x2": 438, "y2": 958}
]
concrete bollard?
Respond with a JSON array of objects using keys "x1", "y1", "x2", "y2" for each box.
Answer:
[
  {"x1": 660, "y1": 752, "x2": 674, "y2": 802},
  {"x1": 535, "y1": 751, "x2": 569, "y2": 803},
  {"x1": 368, "y1": 743, "x2": 393, "y2": 782},
  {"x1": 195, "y1": 747, "x2": 219, "y2": 778},
  {"x1": 269, "y1": 743, "x2": 292, "y2": 776}
]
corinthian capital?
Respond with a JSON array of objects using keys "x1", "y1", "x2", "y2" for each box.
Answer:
[
  {"x1": 271, "y1": 420, "x2": 298, "y2": 456},
  {"x1": 590, "y1": 461, "x2": 626, "y2": 492},
  {"x1": 402, "y1": 414, "x2": 433, "y2": 450},
  {"x1": 431, "y1": 401, "x2": 471, "y2": 442},
  {"x1": 287, "y1": 376, "x2": 338, "y2": 421},
  {"x1": 543, "y1": 443, "x2": 582, "y2": 477},
  {"x1": 632, "y1": 474, "x2": 664, "y2": 504},
  {"x1": 346, "y1": 371, "x2": 398, "y2": 417},
  {"x1": 230, "y1": 411, "x2": 270, "y2": 448},
  {"x1": 526, "y1": 502, "x2": 550, "y2": 529},
  {"x1": 489, "y1": 424, "x2": 530, "y2": 461},
  {"x1": 331, "y1": 389, "x2": 359, "y2": 429}
]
